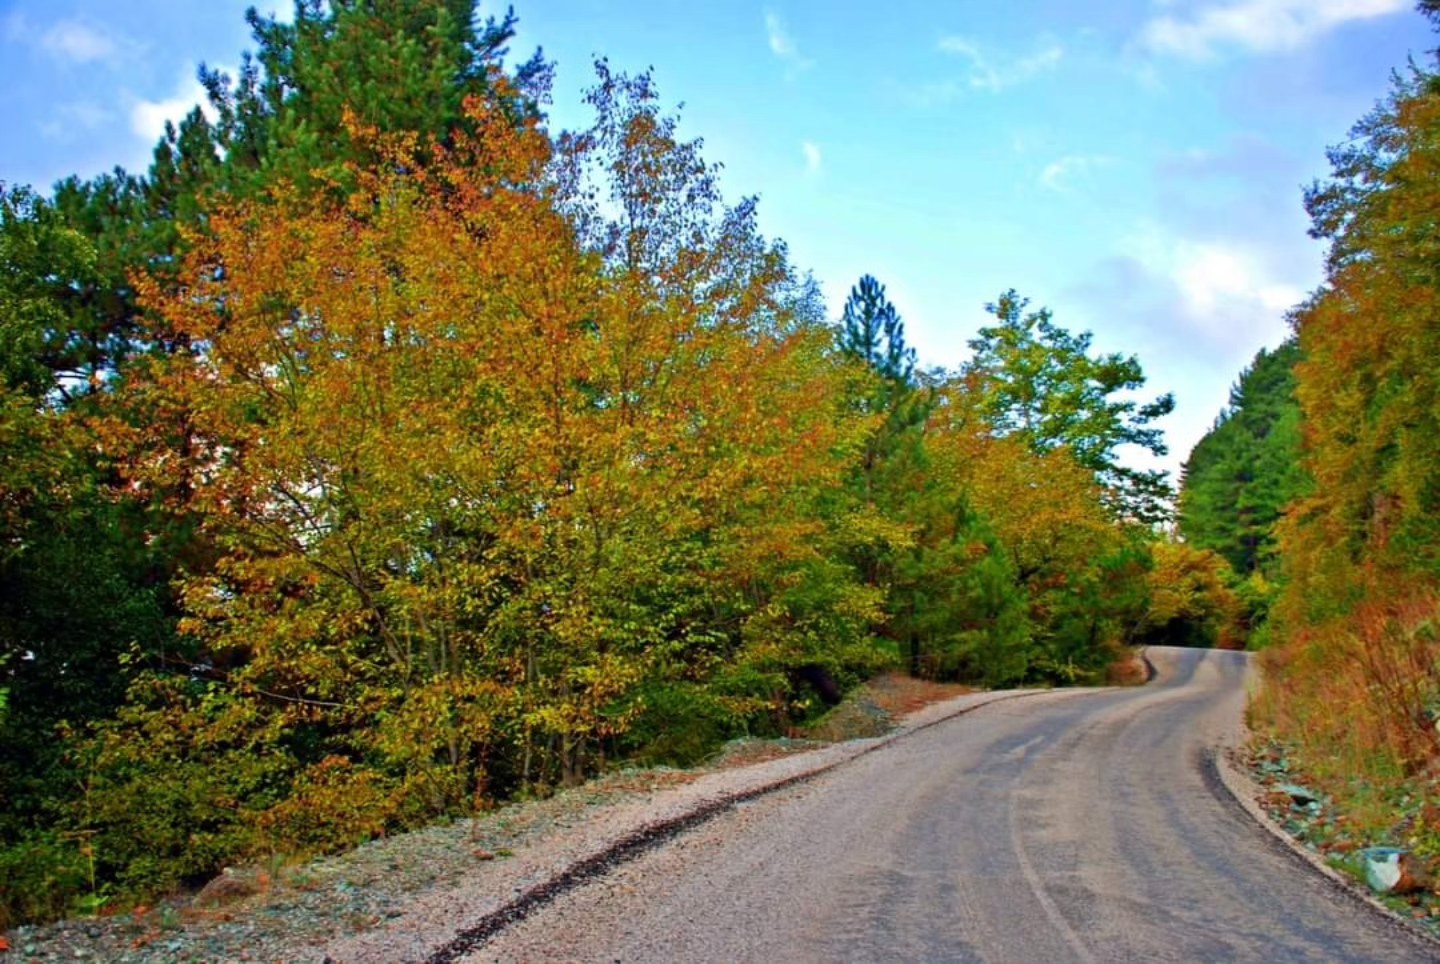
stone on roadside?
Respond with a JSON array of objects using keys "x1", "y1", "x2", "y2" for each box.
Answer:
[
  {"x1": 1360, "y1": 847, "x2": 1431, "y2": 896},
  {"x1": 195, "y1": 868, "x2": 260, "y2": 907},
  {"x1": 1277, "y1": 783, "x2": 1318, "y2": 806}
]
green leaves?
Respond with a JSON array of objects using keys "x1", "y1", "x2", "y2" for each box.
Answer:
[
  {"x1": 964, "y1": 289, "x2": 1176, "y2": 525},
  {"x1": 0, "y1": 8, "x2": 1176, "y2": 925},
  {"x1": 1180, "y1": 339, "x2": 1308, "y2": 585}
]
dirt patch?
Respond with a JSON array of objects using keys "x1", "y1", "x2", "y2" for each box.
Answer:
[
  {"x1": 704, "y1": 737, "x2": 829, "y2": 770},
  {"x1": 860, "y1": 672, "x2": 975, "y2": 717},
  {"x1": 1106, "y1": 648, "x2": 1151, "y2": 686}
]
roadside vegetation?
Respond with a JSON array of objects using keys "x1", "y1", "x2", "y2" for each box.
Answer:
[
  {"x1": 0, "y1": 0, "x2": 1281, "y2": 929},
  {"x1": 1177, "y1": 0, "x2": 1440, "y2": 906}
]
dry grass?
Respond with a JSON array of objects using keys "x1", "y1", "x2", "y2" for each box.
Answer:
[
  {"x1": 860, "y1": 672, "x2": 975, "y2": 717},
  {"x1": 1256, "y1": 584, "x2": 1440, "y2": 864},
  {"x1": 1106, "y1": 648, "x2": 1151, "y2": 687}
]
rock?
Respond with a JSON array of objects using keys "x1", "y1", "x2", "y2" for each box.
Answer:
[
  {"x1": 1361, "y1": 847, "x2": 1431, "y2": 896},
  {"x1": 1277, "y1": 783, "x2": 1318, "y2": 806},
  {"x1": 195, "y1": 868, "x2": 260, "y2": 907}
]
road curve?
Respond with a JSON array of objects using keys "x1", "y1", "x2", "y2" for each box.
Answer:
[{"x1": 471, "y1": 647, "x2": 1438, "y2": 962}]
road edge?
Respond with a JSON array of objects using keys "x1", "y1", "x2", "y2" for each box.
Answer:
[
  {"x1": 1210, "y1": 720, "x2": 1440, "y2": 953},
  {"x1": 416, "y1": 686, "x2": 1069, "y2": 963}
]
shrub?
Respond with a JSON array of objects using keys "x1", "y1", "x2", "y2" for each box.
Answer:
[{"x1": 0, "y1": 833, "x2": 87, "y2": 929}]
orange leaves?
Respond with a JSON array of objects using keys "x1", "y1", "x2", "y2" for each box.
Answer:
[{"x1": 114, "y1": 57, "x2": 868, "y2": 805}]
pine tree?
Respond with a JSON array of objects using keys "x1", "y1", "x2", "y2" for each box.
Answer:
[
  {"x1": 838, "y1": 274, "x2": 915, "y2": 391},
  {"x1": 1179, "y1": 339, "x2": 1307, "y2": 578}
]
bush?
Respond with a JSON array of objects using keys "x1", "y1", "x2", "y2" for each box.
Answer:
[
  {"x1": 619, "y1": 682, "x2": 747, "y2": 766},
  {"x1": 0, "y1": 833, "x2": 87, "y2": 930},
  {"x1": 254, "y1": 756, "x2": 397, "y2": 855}
]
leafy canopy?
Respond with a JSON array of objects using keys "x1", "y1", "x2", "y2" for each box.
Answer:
[{"x1": 964, "y1": 289, "x2": 1175, "y2": 525}]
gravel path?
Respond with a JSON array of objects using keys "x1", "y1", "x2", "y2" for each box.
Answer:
[
  {"x1": 4, "y1": 690, "x2": 1035, "y2": 964},
  {"x1": 12, "y1": 649, "x2": 1435, "y2": 962},
  {"x1": 470, "y1": 648, "x2": 1440, "y2": 962}
]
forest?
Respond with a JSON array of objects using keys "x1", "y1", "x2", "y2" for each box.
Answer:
[
  {"x1": 1, "y1": 0, "x2": 1435, "y2": 929},
  {"x1": 1179, "y1": 0, "x2": 1440, "y2": 890},
  {"x1": 0, "y1": 1, "x2": 1201, "y2": 924}
]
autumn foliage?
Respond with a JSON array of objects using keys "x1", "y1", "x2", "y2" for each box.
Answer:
[
  {"x1": 0, "y1": 4, "x2": 1172, "y2": 925},
  {"x1": 1245, "y1": 15, "x2": 1440, "y2": 855}
]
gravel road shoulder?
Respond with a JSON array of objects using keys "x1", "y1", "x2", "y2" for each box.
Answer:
[{"x1": 3, "y1": 688, "x2": 1051, "y2": 964}]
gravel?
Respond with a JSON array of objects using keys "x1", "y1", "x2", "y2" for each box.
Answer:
[{"x1": 5, "y1": 690, "x2": 1030, "y2": 964}]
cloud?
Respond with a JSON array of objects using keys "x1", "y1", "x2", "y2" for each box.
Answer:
[
  {"x1": 1171, "y1": 242, "x2": 1304, "y2": 317},
  {"x1": 1141, "y1": 0, "x2": 1408, "y2": 59},
  {"x1": 42, "y1": 19, "x2": 120, "y2": 63},
  {"x1": 1040, "y1": 154, "x2": 1111, "y2": 192},
  {"x1": 4, "y1": 12, "x2": 138, "y2": 65},
  {"x1": 802, "y1": 140, "x2": 822, "y2": 174},
  {"x1": 765, "y1": 11, "x2": 813, "y2": 70},
  {"x1": 1115, "y1": 225, "x2": 1305, "y2": 347},
  {"x1": 936, "y1": 35, "x2": 1064, "y2": 92},
  {"x1": 130, "y1": 75, "x2": 217, "y2": 143},
  {"x1": 1063, "y1": 233, "x2": 1309, "y2": 473},
  {"x1": 765, "y1": 12, "x2": 795, "y2": 56}
]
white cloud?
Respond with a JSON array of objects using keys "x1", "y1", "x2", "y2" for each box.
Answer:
[
  {"x1": 766, "y1": 12, "x2": 795, "y2": 56},
  {"x1": 1040, "y1": 154, "x2": 1110, "y2": 192},
  {"x1": 1124, "y1": 228, "x2": 1304, "y2": 341},
  {"x1": 936, "y1": 35, "x2": 1064, "y2": 93},
  {"x1": 802, "y1": 140, "x2": 822, "y2": 173},
  {"x1": 1141, "y1": 0, "x2": 1408, "y2": 59},
  {"x1": 764, "y1": 10, "x2": 812, "y2": 70},
  {"x1": 130, "y1": 76, "x2": 217, "y2": 143},
  {"x1": 42, "y1": 19, "x2": 119, "y2": 63},
  {"x1": 4, "y1": 12, "x2": 138, "y2": 65}
]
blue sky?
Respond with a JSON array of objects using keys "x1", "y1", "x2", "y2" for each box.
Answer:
[{"x1": 0, "y1": 0, "x2": 1432, "y2": 477}]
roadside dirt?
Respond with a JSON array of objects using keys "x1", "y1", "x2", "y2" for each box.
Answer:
[{"x1": 1, "y1": 673, "x2": 1016, "y2": 963}]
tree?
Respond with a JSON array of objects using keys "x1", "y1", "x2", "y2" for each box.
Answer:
[
  {"x1": 1137, "y1": 542, "x2": 1241, "y2": 649},
  {"x1": 964, "y1": 289, "x2": 1175, "y2": 525},
  {"x1": 927, "y1": 380, "x2": 1145, "y2": 679},
  {"x1": 838, "y1": 274, "x2": 915, "y2": 393},
  {"x1": 1179, "y1": 339, "x2": 1307, "y2": 580},
  {"x1": 197, "y1": 0, "x2": 549, "y2": 199},
  {"x1": 54, "y1": 63, "x2": 886, "y2": 903},
  {"x1": 1259, "y1": 4, "x2": 1440, "y2": 818},
  {"x1": 831, "y1": 276, "x2": 949, "y2": 676}
]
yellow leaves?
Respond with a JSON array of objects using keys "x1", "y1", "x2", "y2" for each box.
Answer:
[
  {"x1": 254, "y1": 755, "x2": 395, "y2": 854},
  {"x1": 117, "y1": 58, "x2": 883, "y2": 809},
  {"x1": 1140, "y1": 541, "x2": 1241, "y2": 649},
  {"x1": 375, "y1": 675, "x2": 506, "y2": 764}
]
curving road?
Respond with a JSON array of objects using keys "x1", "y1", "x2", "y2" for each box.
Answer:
[{"x1": 470, "y1": 647, "x2": 1438, "y2": 962}]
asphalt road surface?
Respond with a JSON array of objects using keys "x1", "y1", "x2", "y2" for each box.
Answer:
[{"x1": 471, "y1": 647, "x2": 1438, "y2": 962}]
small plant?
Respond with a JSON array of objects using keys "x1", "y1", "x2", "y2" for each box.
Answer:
[
  {"x1": 73, "y1": 887, "x2": 110, "y2": 919},
  {"x1": 62, "y1": 830, "x2": 109, "y2": 919}
]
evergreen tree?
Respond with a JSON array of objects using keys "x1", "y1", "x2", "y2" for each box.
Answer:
[
  {"x1": 838, "y1": 274, "x2": 915, "y2": 392},
  {"x1": 1179, "y1": 339, "x2": 1307, "y2": 578},
  {"x1": 197, "y1": 0, "x2": 550, "y2": 198}
]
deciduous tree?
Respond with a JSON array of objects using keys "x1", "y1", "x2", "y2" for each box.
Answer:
[{"x1": 964, "y1": 289, "x2": 1175, "y2": 525}]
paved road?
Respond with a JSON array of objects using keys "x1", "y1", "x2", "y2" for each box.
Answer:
[{"x1": 473, "y1": 647, "x2": 1438, "y2": 962}]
